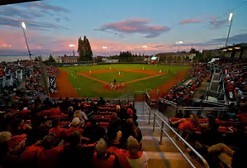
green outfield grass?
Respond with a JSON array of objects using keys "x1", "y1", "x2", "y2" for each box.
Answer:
[
  {"x1": 60, "y1": 64, "x2": 191, "y2": 98},
  {"x1": 92, "y1": 71, "x2": 149, "y2": 83}
]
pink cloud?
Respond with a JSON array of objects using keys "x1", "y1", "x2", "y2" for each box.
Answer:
[
  {"x1": 98, "y1": 18, "x2": 170, "y2": 38},
  {"x1": 89, "y1": 39, "x2": 191, "y2": 55},
  {"x1": 0, "y1": 29, "x2": 76, "y2": 52},
  {"x1": 0, "y1": 38, "x2": 12, "y2": 48},
  {"x1": 0, "y1": 30, "x2": 26, "y2": 50},
  {"x1": 179, "y1": 18, "x2": 202, "y2": 25}
]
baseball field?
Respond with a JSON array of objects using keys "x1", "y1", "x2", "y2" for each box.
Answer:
[{"x1": 51, "y1": 64, "x2": 191, "y2": 99}]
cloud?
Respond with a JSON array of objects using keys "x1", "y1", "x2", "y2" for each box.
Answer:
[
  {"x1": 179, "y1": 19, "x2": 202, "y2": 25},
  {"x1": 0, "y1": 6, "x2": 43, "y2": 19},
  {"x1": 25, "y1": 1, "x2": 70, "y2": 13},
  {"x1": 0, "y1": 1, "x2": 69, "y2": 30},
  {"x1": 0, "y1": 16, "x2": 67, "y2": 30},
  {"x1": 209, "y1": 17, "x2": 227, "y2": 28},
  {"x1": 211, "y1": 33, "x2": 247, "y2": 44},
  {"x1": 97, "y1": 18, "x2": 170, "y2": 38},
  {"x1": 172, "y1": 33, "x2": 247, "y2": 51}
]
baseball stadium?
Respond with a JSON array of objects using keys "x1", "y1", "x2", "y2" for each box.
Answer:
[{"x1": 0, "y1": 1, "x2": 247, "y2": 168}]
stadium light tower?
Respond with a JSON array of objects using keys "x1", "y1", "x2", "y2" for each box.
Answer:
[
  {"x1": 225, "y1": 12, "x2": 233, "y2": 46},
  {"x1": 21, "y1": 22, "x2": 32, "y2": 60},
  {"x1": 102, "y1": 46, "x2": 108, "y2": 56},
  {"x1": 69, "y1": 44, "x2": 75, "y2": 56},
  {"x1": 142, "y1": 45, "x2": 148, "y2": 56},
  {"x1": 175, "y1": 41, "x2": 183, "y2": 52}
]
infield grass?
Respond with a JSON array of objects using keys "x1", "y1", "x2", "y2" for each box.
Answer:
[{"x1": 60, "y1": 64, "x2": 191, "y2": 98}]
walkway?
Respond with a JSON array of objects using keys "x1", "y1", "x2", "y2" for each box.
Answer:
[{"x1": 134, "y1": 102, "x2": 204, "y2": 168}]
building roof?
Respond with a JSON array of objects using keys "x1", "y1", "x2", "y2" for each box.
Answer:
[
  {"x1": 219, "y1": 43, "x2": 247, "y2": 51},
  {"x1": 0, "y1": 0, "x2": 40, "y2": 6}
]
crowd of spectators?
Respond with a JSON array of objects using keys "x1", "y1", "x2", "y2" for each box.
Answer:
[
  {"x1": 0, "y1": 59, "x2": 147, "y2": 167},
  {"x1": 0, "y1": 93, "x2": 147, "y2": 167},
  {"x1": 164, "y1": 63, "x2": 210, "y2": 106},
  {"x1": 0, "y1": 60, "x2": 58, "y2": 108},
  {"x1": 168, "y1": 59, "x2": 247, "y2": 168}
]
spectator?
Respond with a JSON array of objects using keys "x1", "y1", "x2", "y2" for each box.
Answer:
[
  {"x1": 82, "y1": 116, "x2": 105, "y2": 143},
  {"x1": 107, "y1": 112, "x2": 123, "y2": 148},
  {"x1": 59, "y1": 131, "x2": 93, "y2": 168},
  {"x1": 0, "y1": 131, "x2": 20, "y2": 168},
  {"x1": 73, "y1": 110, "x2": 88, "y2": 123},
  {"x1": 97, "y1": 96, "x2": 106, "y2": 106},
  {"x1": 125, "y1": 136, "x2": 148, "y2": 168},
  {"x1": 66, "y1": 117, "x2": 84, "y2": 136},
  {"x1": 122, "y1": 118, "x2": 142, "y2": 149},
  {"x1": 35, "y1": 134, "x2": 63, "y2": 168},
  {"x1": 91, "y1": 138, "x2": 119, "y2": 168}
]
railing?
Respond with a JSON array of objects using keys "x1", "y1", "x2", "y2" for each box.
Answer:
[
  {"x1": 111, "y1": 91, "x2": 135, "y2": 105},
  {"x1": 146, "y1": 103, "x2": 209, "y2": 168},
  {"x1": 160, "y1": 98, "x2": 178, "y2": 107}
]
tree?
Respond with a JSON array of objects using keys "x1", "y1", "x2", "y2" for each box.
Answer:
[
  {"x1": 119, "y1": 51, "x2": 133, "y2": 62},
  {"x1": 43, "y1": 54, "x2": 56, "y2": 64},
  {"x1": 78, "y1": 36, "x2": 93, "y2": 61},
  {"x1": 48, "y1": 54, "x2": 56, "y2": 62}
]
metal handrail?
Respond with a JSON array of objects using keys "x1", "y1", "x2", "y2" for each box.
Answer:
[{"x1": 147, "y1": 106, "x2": 209, "y2": 168}]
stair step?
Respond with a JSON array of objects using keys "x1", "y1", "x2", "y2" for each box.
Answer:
[
  {"x1": 134, "y1": 101, "x2": 204, "y2": 168},
  {"x1": 146, "y1": 151, "x2": 184, "y2": 160}
]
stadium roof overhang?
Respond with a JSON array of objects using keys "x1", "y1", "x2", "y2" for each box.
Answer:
[
  {"x1": 0, "y1": 0, "x2": 40, "y2": 6},
  {"x1": 219, "y1": 43, "x2": 247, "y2": 52}
]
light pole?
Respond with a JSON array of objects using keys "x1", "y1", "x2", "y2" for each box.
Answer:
[
  {"x1": 142, "y1": 45, "x2": 148, "y2": 56},
  {"x1": 175, "y1": 41, "x2": 183, "y2": 52},
  {"x1": 102, "y1": 46, "x2": 108, "y2": 56},
  {"x1": 225, "y1": 13, "x2": 233, "y2": 46},
  {"x1": 69, "y1": 44, "x2": 75, "y2": 56},
  {"x1": 21, "y1": 22, "x2": 32, "y2": 60}
]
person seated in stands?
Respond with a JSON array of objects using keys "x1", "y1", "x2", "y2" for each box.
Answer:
[
  {"x1": 106, "y1": 113, "x2": 123, "y2": 148},
  {"x1": 0, "y1": 131, "x2": 20, "y2": 168},
  {"x1": 97, "y1": 96, "x2": 106, "y2": 106},
  {"x1": 66, "y1": 117, "x2": 84, "y2": 136},
  {"x1": 207, "y1": 143, "x2": 235, "y2": 168},
  {"x1": 171, "y1": 113, "x2": 199, "y2": 131},
  {"x1": 171, "y1": 113, "x2": 200, "y2": 139},
  {"x1": 126, "y1": 106, "x2": 138, "y2": 126},
  {"x1": 91, "y1": 138, "x2": 120, "y2": 168},
  {"x1": 67, "y1": 106, "x2": 74, "y2": 121},
  {"x1": 59, "y1": 131, "x2": 93, "y2": 168},
  {"x1": 197, "y1": 115, "x2": 220, "y2": 145},
  {"x1": 82, "y1": 116, "x2": 105, "y2": 143},
  {"x1": 49, "y1": 119, "x2": 67, "y2": 145},
  {"x1": 73, "y1": 110, "x2": 88, "y2": 122},
  {"x1": 25, "y1": 116, "x2": 51, "y2": 146},
  {"x1": 116, "y1": 104, "x2": 128, "y2": 122},
  {"x1": 200, "y1": 139, "x2": 246, "y2": 168},
  {"x1": 122, "y1": 118, "x2": 142, "y2": 149},
  {"x1": 8, "y1": 117, "x2": 32, "y2": 135},
  {"x1": 33, "y1": 134, "x2": 63, "y2": 168},
  {"x1": 195, "y1": 128, "x2": 247, "y2": 168},
  {"x1": 125, "y1": 136, "x2": 148, "y2": 168}
]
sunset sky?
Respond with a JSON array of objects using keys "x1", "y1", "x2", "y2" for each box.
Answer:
[{"x1": 0, "y1": 0, "x2": 247, "y2": 57}]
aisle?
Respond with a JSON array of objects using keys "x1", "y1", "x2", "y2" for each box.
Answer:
[{"x1": 135, "y1": 102, "x2": 195, "y2": 168}]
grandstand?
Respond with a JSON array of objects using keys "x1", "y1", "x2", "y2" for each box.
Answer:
[
  {"x1": 0, "y1": 53, "x2": 246, "y2": 168},
  {"x1": 1, "y1": 0, "x2": 247, "y2": 167}
]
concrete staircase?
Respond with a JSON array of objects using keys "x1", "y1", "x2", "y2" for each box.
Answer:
[{"x1": 134, "y1": 102, "x2": 204, "y2": 168}]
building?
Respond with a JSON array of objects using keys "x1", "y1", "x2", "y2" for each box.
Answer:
[
  {"x1": 219, "y1": 43, "x2": 247, "y2": 59},
  {"x1": 57, "y1": 55, "x2": 79, "y2": 63}
]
